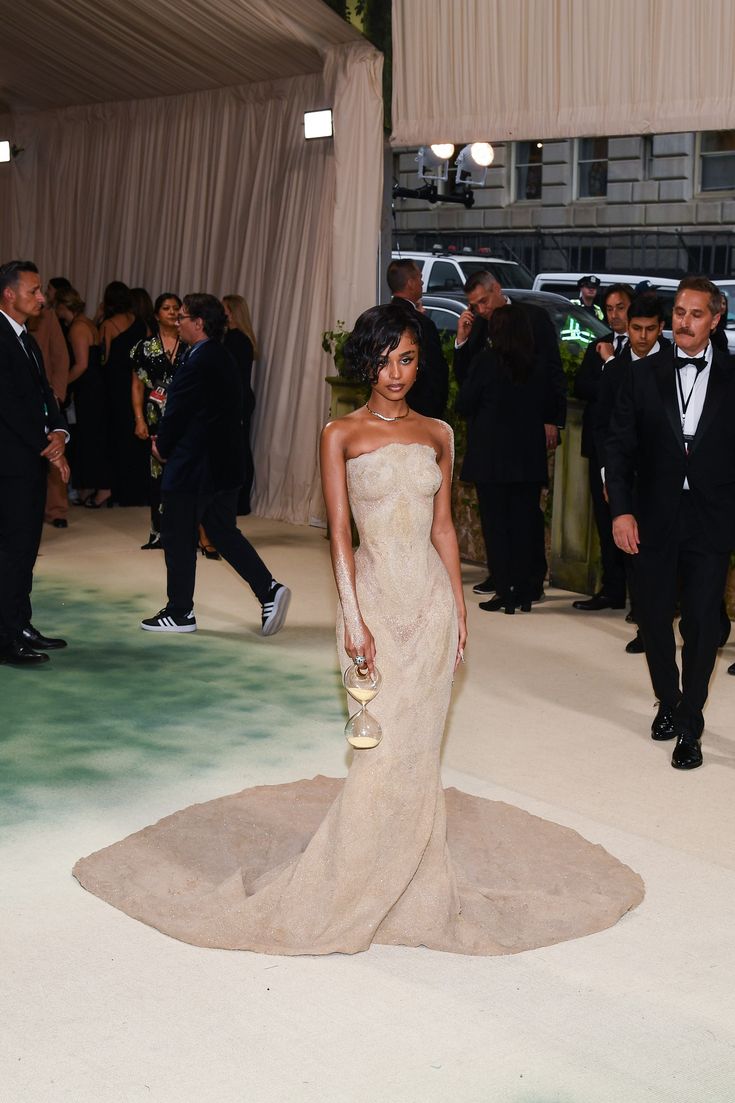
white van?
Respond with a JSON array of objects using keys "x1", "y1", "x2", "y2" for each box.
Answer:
[
  {"x1": 532, "y1": 271, "x2": 680, "y2": 326},
  {"x1": 392, "y1": 249, "x2": 533, "y2": 293}
]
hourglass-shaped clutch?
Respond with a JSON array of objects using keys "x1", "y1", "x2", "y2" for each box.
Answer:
[{"x1": 343, "y1": 660, "x2": 383, "y2": 748}]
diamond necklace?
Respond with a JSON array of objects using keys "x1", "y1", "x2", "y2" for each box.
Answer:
[{"x1": 366, "y1": 403, "x2": 409, "y2": 422}]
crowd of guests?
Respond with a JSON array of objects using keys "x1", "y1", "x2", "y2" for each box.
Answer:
[
  {"x1": 40, "y1": 277, "x2": 258, "y2": 550},
  {"x1": 0, "y1": 261, "x2": 289, "y2": 675},
  {"x1": 385, "y1": 257, "x2": 735, "y2": 772}
]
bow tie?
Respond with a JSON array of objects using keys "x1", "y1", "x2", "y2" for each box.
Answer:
[{"x1": 676, "y1": 355, "x2": 707, "y2": 373}]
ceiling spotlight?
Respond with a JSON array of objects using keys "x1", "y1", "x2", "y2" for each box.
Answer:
[
  {"x1": 304, "y1": 109, "x2": 333, "y2": 140},
  {"x1": 0, "y1": 141, "x2": 10, "y2": 163},
  {"x1": 417, "y1": 146, "x2": 451, "y2": 182},
  {"x1": 455, "y1": 142, "x2": 494, "y2": 185},
  {"x1": 430, "y1": 143, "x2": 455, "y2": 160}
]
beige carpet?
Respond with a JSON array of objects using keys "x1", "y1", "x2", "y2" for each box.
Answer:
[{"x1": 3, "y1": 507, "x2": 735, "y2": 1102}]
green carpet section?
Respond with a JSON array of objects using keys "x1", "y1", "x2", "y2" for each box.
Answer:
[{"x1": 1, "y1": 580, "x2": 343, "y2": 828}]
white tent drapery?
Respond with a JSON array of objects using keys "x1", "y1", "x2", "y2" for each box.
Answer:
[{"x1": 0, "y1": 5, "x2": 383, "y2": 524}]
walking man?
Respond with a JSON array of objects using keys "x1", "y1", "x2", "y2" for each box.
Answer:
[{"x1": 141, "y1": 293, "x2": 290, "y2": 636}]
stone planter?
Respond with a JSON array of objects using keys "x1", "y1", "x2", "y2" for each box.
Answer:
[
  {"x1": 549, "y1": 398, "x2": 600, "y2": 596},
  {"x1": 325, "y1": 374, "x2": 368, "y2": 420}
]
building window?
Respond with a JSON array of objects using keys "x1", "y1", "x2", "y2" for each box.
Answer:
[
  {"x1": 514, "y1": 141, "x2": 543, "y2": 200},
  {"x1": 700, "y1": 131, "x2": 735, "y2": 191},
  {"x1": 577, "y1": 137, "x2": 608, "y2": 198}
]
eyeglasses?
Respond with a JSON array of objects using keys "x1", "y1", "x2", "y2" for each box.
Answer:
[{"x1": 176, "y1": 314, "x2": 190, "y2": 323}]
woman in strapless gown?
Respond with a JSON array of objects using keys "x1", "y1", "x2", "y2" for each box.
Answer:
[{"x1": 73, "y1": 303, "x2": 643, "y2": 955}]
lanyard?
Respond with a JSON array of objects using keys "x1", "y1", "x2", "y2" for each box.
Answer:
[{"x1": 675, "y1": 353, "x2": 707, "y2": 429}]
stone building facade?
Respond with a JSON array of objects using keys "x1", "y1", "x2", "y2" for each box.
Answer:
[{"x1": 393, "y1": 131, "x2": 735, "y2": 278}]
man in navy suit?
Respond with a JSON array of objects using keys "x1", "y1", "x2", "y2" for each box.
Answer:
[
  {"x1": 606, "y1": 277, "x2": 735, "y2": 769},
  {"x1": 0, "y1": 260, "x2": 70, "y2": 666},
  {"x1": 141, "y1": 293, "x2": 290, "y2": 636}
]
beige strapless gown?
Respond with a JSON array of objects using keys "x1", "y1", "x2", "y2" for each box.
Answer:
[{"x1": 74, "y1": 442, "x2": 643, "y2": 955}]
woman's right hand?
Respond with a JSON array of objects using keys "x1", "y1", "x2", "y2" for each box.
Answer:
[
  {"x1": 134, "y1": 418, "x2": 149, "y2": 440},
  {"x1": 345, "y1": 621, "x2": 377, "y2": 677}
]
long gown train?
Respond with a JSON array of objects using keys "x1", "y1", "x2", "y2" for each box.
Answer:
[{"x1": 74, "y1": 441, "x2": 643, "y2": 955}]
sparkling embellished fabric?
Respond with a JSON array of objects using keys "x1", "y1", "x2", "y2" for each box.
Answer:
[{"x1": 73, "y1": 443, "x2": 643, "y2": 954}]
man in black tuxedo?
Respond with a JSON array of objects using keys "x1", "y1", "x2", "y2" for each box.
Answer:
[
  {"x1": 0, "y1": 260, "x2": 70, "y2": 666},
  {"x1": 572, "y1": 283, "x2": 633, "y2": 611},
  {"x1": 387, "y1": 259, "x2": 449, "y2": 418},
  {"x1": 454, "y1": 271, "x2": 566, "y2": 599},
  {"x1": 141, "y1": 294, "x2": 290, "y2": 636},
  {"x1": 606, "y1": 277, "x2": 735, "y2": 770}
]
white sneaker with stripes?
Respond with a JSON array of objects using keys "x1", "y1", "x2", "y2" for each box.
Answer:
[
  {"x1": 140, "y1": 608, "x2": 197, "y2": 633},
  {"x1": 260, "y1": 582, "x2": 291, "y2": 636}
]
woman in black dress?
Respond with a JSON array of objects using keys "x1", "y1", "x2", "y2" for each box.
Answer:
[
  {"x1": 99, "y1": 281, "x2": 148, "y2": 507},
  {"x1": 456, "y1": 303, "x2": 556, "y2": 614},
  {"x1": 54, "y1": 288, "x2": 112, "y2": 504},
  {"x1": 223, "y1": 294, "x2": 257, "y2": 515},
  {"x1": 131, "y1": 293, "x2": 187, "y2": 549}
]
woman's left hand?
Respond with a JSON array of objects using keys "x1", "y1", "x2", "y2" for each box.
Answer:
[{"x1": 454, "y1": 611, "x2": 467, "y2": 672}]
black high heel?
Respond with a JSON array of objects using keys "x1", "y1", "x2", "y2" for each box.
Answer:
[
  {"x1": 141, "y1": 533, "x2": 162, "y2": 550},
  {"x1": 83, "y1": 492, "x2": 113, "y2": 509},
  {"x1": 198, "y1": 542, "x2": 221, "y2": 560}
]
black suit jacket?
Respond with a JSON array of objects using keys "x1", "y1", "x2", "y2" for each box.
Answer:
[
  {"x1": 453, "y1": 300, "x2": 566, "y2": 427},
  {"x1": 156, "y1": 338, "x2": 245, "y2": 494},
  {"x1": 606, "y1": 345, "x2": 735, "y2": 551},
  {"x1": 455, "y1": 349, "x2": 556, "y2": 484},
  {"x1": 573, "y1": 330, "x2": 615, "y2": 458},
  {"x1": 592, "y1": 337, "x2": 671, "y2": 466},
  {"x1": 0, "y1": 313, "x2": 67, "y2": 479},
  {"x1": 391, "y1": 297, "x2": 449, "y2": 419}
]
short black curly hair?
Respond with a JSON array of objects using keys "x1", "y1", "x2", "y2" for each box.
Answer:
[{"x1": 343, "y1": 301, "x2": 422, "y2": 385}]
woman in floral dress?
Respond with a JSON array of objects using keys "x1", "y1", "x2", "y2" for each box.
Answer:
[{"x1": 131, "y1": 293, "x2": 187, "y2": 549}]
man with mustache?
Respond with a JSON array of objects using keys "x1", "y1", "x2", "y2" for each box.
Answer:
[{"x1": 606, "y1": 277, "x2": 735, "y2": 770}]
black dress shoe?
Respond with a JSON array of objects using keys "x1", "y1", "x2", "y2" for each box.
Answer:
[
  {"x1": 0, "y1": 641, "x2": 50, "y2": 666},
  {"x1": 472, "y1": 575, "x2": 495, "y2": 595},
  {"x1": 21, "y1": 625, "x2": 67, "y2": 650},
  {"x1": 671, "y1": 735, "x2": 703, "y2": 770},
  {"x1": 728, "y1": 662, "x2": 735, "y2": 676},
  {"x1": 651, "y1": 704, "x2": 678, "y2": 741},
  {"x1": 51, "y1": 518, "x2": 68, "y2": 529},
  {"x1": 626, "y1": 632, "x2": 645, "y2": 654},
  {"x1": 572, "y1": 592, "x2": 626, "y2": 611}
]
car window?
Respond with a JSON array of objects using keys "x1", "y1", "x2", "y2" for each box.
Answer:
[
  {"x1": 536, "y1": 281, "x2": 576, "y2": 298},
  {"x1": 539, "y1": 302, "x2": 608, "y2": 349},
  {"x1": 459, "y1": 260, "x2": 533, "y2": 290},
  {"x1": 427, "y1": 261, "x2": 464, "y2": 292},
  {"x1": 718, "y1": 283, "x2": 735, "y2": 325},
  {"x1": 424, "y1": 307, "x2": 460, "y2": 332}
]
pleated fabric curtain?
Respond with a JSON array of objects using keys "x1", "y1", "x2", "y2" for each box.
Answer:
[
  {"x1": 0, "y1": 43, "x2": 383, "y2": 524},
  {"x1": 391, "y1": 0, "x2": 735, "y2": 145}
]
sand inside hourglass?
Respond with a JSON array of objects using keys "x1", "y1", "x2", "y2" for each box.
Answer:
[{"x1": 345, "y1": 685, "x2": 379, "y2": 704}]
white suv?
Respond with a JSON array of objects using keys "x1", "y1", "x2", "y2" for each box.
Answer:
[{"x1": 392, "y1": 249, "x2": 533, "y2": 293}]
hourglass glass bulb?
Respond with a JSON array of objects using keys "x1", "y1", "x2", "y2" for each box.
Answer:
[{"x1": 343, "y1": 662, "x2": 382, "y2": 703}]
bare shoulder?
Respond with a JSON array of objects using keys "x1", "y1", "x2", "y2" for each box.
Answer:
[{"x1": 321, "y1": 408, "x2": 363, "y2": 450}]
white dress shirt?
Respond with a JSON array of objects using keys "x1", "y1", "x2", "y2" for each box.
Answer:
[{"x1": 674, "y1": 342, "x2": 712, "y2": 489}]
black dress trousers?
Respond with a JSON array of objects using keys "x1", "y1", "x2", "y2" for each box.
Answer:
[{"x1": 161, "y1": 488, "x2": 272, "y2": 615}]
